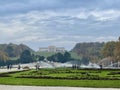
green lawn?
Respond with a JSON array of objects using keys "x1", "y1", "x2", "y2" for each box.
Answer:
[
  {"x1": 35, "y1": 51, "x2": 81, "y2": 60},
  {"x1": 35, "y1": 52, "x2": 57, "y2": 58},
  {"x1": 0, "y1": 77, "x2": 120, "y2": 88},
  {"x1": 0, "y1": 68, "x2": 120, "y2": 88},
  {"x1": 13, "y1": 68, "x2": 120, "y2": 80}
]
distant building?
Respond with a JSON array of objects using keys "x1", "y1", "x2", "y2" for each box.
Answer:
[{"x1": 39, "y1": 46, "x2": 65, "y2": 52}]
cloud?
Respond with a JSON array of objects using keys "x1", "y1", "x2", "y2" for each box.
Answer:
[
  {"x1": 0, "y1": 0, "x2": 120, "y2": 50},
  {"x1": 0, "y1": 10, "x2": 119, "y2": 42},
  {"x1": 90, "y1": 10, "x2": 120, "y2": 21},
  {"x1": 0, "y1": 0, "x2": 120, "y2": 15},
  {"x1": 95, "y1": 36, "x2": 117, "y2": 42}
]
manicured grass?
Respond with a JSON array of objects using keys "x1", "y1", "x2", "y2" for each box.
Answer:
[
  {"x1": 0, "y1": 77, "x2": 120, "y2": 88},
  {"x1": 13, "y1": 68, "x2": 120, "y2": 80},
  {"x1": 0, "y1": 68, "x2": 120, "y2": 88}
]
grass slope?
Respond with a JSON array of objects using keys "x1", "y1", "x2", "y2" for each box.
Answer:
[
  {"x1": 35, "y1": 52, "x2": 57, "y2": 58},
  {"x1": 35, "y1": 51, "x2": 81, "y2": 60}
]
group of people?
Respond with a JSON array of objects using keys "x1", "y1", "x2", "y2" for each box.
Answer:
[
  {"x1": 6, "y1": 63, "x2": 41, "y2": 70},
  {"x1": 72, "y1": 64, "x2": 80, "y2": 69},
  {"x1": 7, "y1": 64, "x2": 12, "y2": 70},
  {"x1": 7, "y1": 64, "x2": 21, "y2": 70}
]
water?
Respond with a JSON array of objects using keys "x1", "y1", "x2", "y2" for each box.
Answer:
[{"x1": 11, "y1": 61, "x2": 100, "y2": 69}]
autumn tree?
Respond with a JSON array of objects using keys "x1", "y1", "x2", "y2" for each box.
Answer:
[
  {"x1": 101, "y1": 41, "x2": 116, "y2": 64},
  {"x1": 0, "y1": 51, "x2": 9, "y2": 66},
  {"x1": 114, "y1": 41, "x2": 120, "y2": 62},
  {"x1": 119, "y1": 37, "x2": 120, "y2": 41},
  {"x1": 102, "y1": 41, "x2": 116, "y2": 58}
]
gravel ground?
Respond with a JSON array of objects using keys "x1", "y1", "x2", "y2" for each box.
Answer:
[
  {"x1": 0, "y1": 68, "x2": 23, "y2": 73},
  {"x1": 0, "y1": 85, "x2": 119, "y2": 90}
]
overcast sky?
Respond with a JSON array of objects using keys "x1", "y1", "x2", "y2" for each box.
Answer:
[{"x1": 0, "y1": 0, "x2": 120, "y2": 51}]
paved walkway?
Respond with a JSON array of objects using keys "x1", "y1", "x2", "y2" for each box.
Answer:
[
  {"x1": 0, "y1": 85, "x2": 119, "y2": 90},
  {"x1": 0, "y1": 68, "x2": 23, "y2": 73}
]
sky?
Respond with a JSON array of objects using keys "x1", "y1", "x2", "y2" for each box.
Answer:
[{"x1": 0, "y1": 0, "x2": 120, "y2": 51}]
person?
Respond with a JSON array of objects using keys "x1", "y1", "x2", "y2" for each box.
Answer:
[
  {"x1": 7, "y1": 65, "x2": 9, "y2": 70},
  {"x1": 99, "y1": 64, "x2": 103, "y2": 70},
  {"x1": 35, "y1": 62, "x2": 40, "y2": 70},
  {"x1": 18, "y1": 64, "x2": 21, "y2": 70},
  {"x1": 35, "y1": 64, "x2": 37, "y2": 70},
  {"x1": 9, "y1": 64, "x2": 12, "y2": 70}
]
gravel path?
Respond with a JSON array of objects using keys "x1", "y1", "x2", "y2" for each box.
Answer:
[
  {"x1": 0, "y1": 85, "x2": 119, "y2": 90},
  {"x1": 0, "y1": 69, "x2": 19, "y2": 72},
  {"x1": 0, "y1": 68, "x2": 24, "y2": 73}
]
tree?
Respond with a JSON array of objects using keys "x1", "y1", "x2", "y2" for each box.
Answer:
[
  {"x1": 31, "y1": 54, "x2": 37, "y2": 61},
  {"x1": 114, "y1": 42, "x2": 120, "y2": 62},
  {"x1": 64, "y1": 51, "x2": 71, "y2": 62},
  {"x1": 101, "y1": 41, "x2": 116, "y2": 64},
  {"x1": 39, "y1": 56, "x2": 45, "y2": 61},
  {"x1": 47, "y1": 55, "x2": 55, "y2": 62},
  {"x1": 102, "y1": 41, "x2": 116, "y2": 58},
  {"x1": 5, "y1": 45, "x2": 14, "y2": 57},
  {"x1": 47, "y1": 52, "x2": 72, "y2": 63},
  {"x1": 72, "y1": 42, "x2": 104, "y2": 62},
  {"x1": 56, "y1": 53, "x2": 64, "y2": 63},
  {"x1": 19, "y1": 50, "x2": 33, "y2": 63},
  {"x1": 81, "y1": 56, "x2": 89, "y2": 65},
  {"x1": 119, "y1": 37, "x2": 120, "y2": 41},
  {"x1": 0, "y1": 51, "x2": 9, "y2": 66},
  {"x1": 0, "y1": 51, "x2": 9, "y2": 61}
]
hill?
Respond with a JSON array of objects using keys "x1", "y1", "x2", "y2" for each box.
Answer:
[
  {"x1": 71, "y1": 42, "x2": 105, "y2": 63},
  {"x1": 0, "y1": 43, "x2": 34, "y2": 58}
]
